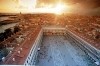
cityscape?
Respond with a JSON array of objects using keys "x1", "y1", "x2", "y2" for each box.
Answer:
[{"x1": 0, "y1": 0, "x2": 100, "y2": 66}]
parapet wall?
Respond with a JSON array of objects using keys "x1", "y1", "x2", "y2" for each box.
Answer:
[
  {"x1": 43, "y1": 26, "x2": 66, "y2": 35},
  {"x1": 65, "y1": 29, "x2": 100, "y2": 64}
]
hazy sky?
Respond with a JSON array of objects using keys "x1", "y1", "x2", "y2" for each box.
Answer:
[
  {"x1": 0, "y1": 0, "x2": 100, "y2": 15},
  {"x1": 0, "y1": 0, "x2": 36, "y2": 13},
  {"x1": 37, "y1": 0, "x2": 100, "y2": 8},
  {"x1": 37, "y1": 0, "x2": 100, "y2": 15}
]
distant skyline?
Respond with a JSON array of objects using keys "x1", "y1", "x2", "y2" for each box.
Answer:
[{"x1": 0, "y1": 0, "x2": 100, "y2": 15}]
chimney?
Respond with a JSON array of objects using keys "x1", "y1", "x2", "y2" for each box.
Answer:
[
  {"x1": 38, "y1": 48, "x2": 40, "y2": 51},
  {"x1": 28, "y1": 38, "x2": 30, "y2": 40},
  {"x1": 20, "y1": 48, "x2": 23, "y2": 51},
  {"x1": 12, "y1": 58, "x2": 15, "y2": 61},
  {"x1": 13, "y1": 47, "x2": 14, "y2": 49},
  {"x1": 9, "y1": 51, "x2": 12, "y2": 54},
  {"x1": 2, "y1": 57, "x2": 5, "y2": 62},
  {"x1": 18, "y1": 51, "x2": 21, "y2": 54},
  {"x1": 17, "y1": 44, "x2": 19, "y2": 46},
  {"x1": 10, "y1": 45, "x2": 12, "y2": 47}
]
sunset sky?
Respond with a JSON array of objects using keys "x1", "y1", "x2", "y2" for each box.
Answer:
[{"x1": 0, "y1": 0, "x2": 100, "y2": 15}]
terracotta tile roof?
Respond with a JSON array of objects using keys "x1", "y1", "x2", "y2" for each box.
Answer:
[{"x1": 3, "y1": 27, "x2": 41, "y2": 65}]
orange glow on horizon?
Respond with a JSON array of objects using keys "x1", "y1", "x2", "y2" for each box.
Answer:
[
  {"x1": 53, "y1": 3, "x2": 67, "y2": 15},
  {"x1": 33, "y1": 3, "x2": 69, "y2": 15}
]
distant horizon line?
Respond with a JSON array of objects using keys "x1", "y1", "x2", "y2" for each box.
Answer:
[{"x1": 0, "y1": 12, "x2": 100, "y2": 16}]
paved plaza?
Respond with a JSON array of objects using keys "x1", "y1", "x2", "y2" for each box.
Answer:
[{"x1": 37, "y1": 36, "x2": 95, "y2": 66}]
